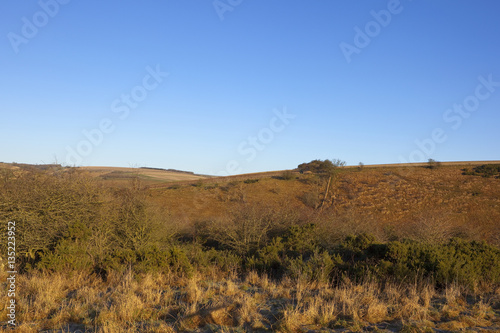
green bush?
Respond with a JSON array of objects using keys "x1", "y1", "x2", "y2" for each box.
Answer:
[
  {"x1": 329, "y1": 235, "x2": 500, "y2": 287},
  {"x1": 248, "y1": 224, "x2": 341, "y2": 282},
  {"x1": 165, "y1": 246, "x2": 193, "y2": 276},
  {"x1": 284, "y1": 223, "x2": 318, "y2": 257},
  {"x1": 187, "y1": 245, "x2": 242, "y2": 273},
  {"x1": 381, "y1": 238, "x2": 500, "y2": 286},
  {"x1": 342, "y1": 233, "x2": 376, "y2": 251},
  {"x1": 37, "y1": 239, "x2": 93, "y2": 272},
  {"x1": 286, "y1": 250, "x2": 335, "y2": 283}
]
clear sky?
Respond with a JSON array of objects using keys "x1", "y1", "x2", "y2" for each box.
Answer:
[{"x1": 1, "y1": 1, "x2": 499, "y2": 175}]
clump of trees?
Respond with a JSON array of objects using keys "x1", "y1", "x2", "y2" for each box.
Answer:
[
  {"x1": 297, "y1": 159, "x2": 346, "y2": 174},
  {"x1": 0, "y1": 168, "x2": 179, "y2": 276}
]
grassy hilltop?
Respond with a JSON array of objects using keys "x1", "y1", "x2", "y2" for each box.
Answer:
[{"x1": 0, "y1": 161, "x2": 499, "y2": 332}]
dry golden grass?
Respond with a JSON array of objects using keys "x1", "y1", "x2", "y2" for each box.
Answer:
[{"x1": 3, "y1": 270, "x2": 498, "y2": 332}]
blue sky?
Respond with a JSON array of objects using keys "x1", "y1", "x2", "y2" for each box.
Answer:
[{"x1": 1, "y1": 1, "x2": 499, "y2": 175}]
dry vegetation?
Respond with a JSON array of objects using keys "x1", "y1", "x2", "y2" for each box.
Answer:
[
  {"x1": 0, "y1": 161, "x2": 499, "y2": 331},
  {"x1": 2, "y1": 270, "x2": 500, "y2": 332},
  {"x1": 150, "y1": 162, "x2": 500, "y2": 246}
]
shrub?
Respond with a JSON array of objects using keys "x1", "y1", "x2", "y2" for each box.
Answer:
[
  {"x1": 299, "y1": 191, "x2": 321, "y2": 209},
  {"x1": 189, "y1": 246, "x2": 242, "y2": 273},
  {"x1": 280, "y1": 170, "x2": 294, "y2": 180},
  {"x1": 286, "y1": 250, "x2": 335, "y2": 283},
  {"x1": 109, "y1": 248, "x2": 137, "y2": 271},
  {"x1": 248, "y1": 224, "x2": 341, "y2": 282},
  {"x1": 284, "y1": 223, "x2": 318, "y2": 257},
  {"x1": 331, "y1": 158, "x2": 347, "y2": 167},
  {"x1": 342, "y1": 233, "x2": 376, "y2": 252},
  {"x1": 427, "y1": 159, "x2": 441, "y2": 169},
  {"x1": 134, "y1": 246, "x2": 171, "y2": 274},
  {"x1": 37, "y1": 239, "x2": 93, "y2": 272},
  {"x1": 330, "y1": 235, "x2": 500, "y2": 287},
  {"x1": 298, "y1": 159, "x2": 345, "y2": 175},
  {"x1": 383, "y1": 238, "x2": 500, "y2": 287},
  {"x1": 0, "y1": 168, "x2": 108, "y2": 271},
  {"x1": 463, "y1": 164, "x2": 500, "y2": 178},
  {"x1": 244, "y1": 178, "x2": 259, "y2": 184},
  {"x1": 203, "y1": 206, "x2": 275, "y2": 256},
  {"x1": 166, "y1": 246, "x2": 194, "y2": 276},
  {"x1": 192, "y1": 180, "x2": 204, "y2": 187}
]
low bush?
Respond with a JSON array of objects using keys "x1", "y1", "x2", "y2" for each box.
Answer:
[
  {"x1": 463, "y1": 164, "x2": 500, "y2": 178},
  {"x1": 299, "y1": 191, "x2": 321, "y2": 209},
  {"x1": 248, "y1": 224, "x2": 342, "y2": 282},
  {"x1": 336, "y1": 235, "x2": 500, "y2": 287},
  {"x1": 192, "y1": 179, "x2": 204, "y2": 187},
  {"x1": 280, "y1": 170, "x2": 295, "y2": 180},
  {"x1": 36, "y1": 239, "x2": 94, "y2": 272},
  {"x1": 385, "y1": 238, "x2": 500, "y2": 287},
  {"x1": 427, "y1": 158, "x2": 441, "y2": 169}
]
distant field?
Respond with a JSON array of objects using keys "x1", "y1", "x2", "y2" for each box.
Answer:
[
  {"x1": 79, "y1": 166, "x2": 208, "y2": 185},
  {"x1": 0, "y1": 163, "x2": 209, "y2": 186}
]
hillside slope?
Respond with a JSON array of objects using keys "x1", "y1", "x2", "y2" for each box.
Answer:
[{"x1": 150, "y1": 162, "x2": 500, "y2": 245}]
